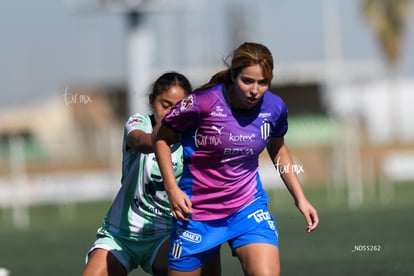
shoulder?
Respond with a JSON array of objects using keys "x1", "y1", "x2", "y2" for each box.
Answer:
[
  {"x1": 126, "y1": 113, "x2": 150, "y2": 125},
  {"x1": 125, "y1": 113, "x2": 152, "y2": 133},
  {"x1": 194, "y1": 84, "x2": 223, "y2": 98},
  {"x1": 176, "y1": 84, "x2": 223, "y2": 114},
  {"x1": 264, "y1": 90, "x2": 285, "y2": 103},
  {"x1": 263, "y1": 91, "x2": 287, "y2": 112},
  {"x1": 192, "y1": 84, "x2": 224, "y2": 107}
]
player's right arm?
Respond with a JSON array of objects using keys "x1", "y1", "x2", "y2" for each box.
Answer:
[
  {"x1": 127, "y1": 129, "x2": 153, "y2": 154},
  {"x1": 153, "y1": 124, "x2": 192, "y2": 221}
]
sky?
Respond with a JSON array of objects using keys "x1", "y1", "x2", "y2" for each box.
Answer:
[
  {"x1": 0, "y1": 0, "x2": 413, "y2": 108},
  {"x1": 0, "y1": 0, "x2": 127, "y2": 108}
]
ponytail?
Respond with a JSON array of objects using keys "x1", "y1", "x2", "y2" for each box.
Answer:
[
  {"x1": 194, "y1": 42, "x2": 274, "y2": 93},
  {"x1": 194, "y1": 69, "x2": 232, "y2": 93}
]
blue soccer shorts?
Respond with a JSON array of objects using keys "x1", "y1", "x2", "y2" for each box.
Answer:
[{"x1": 168, "y1": 198, "x2": 279, "y2": 272}]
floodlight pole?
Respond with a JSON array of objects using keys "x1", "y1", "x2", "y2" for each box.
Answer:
[
  {"x1": 322, "y1": 0, "x2": 363, "y2": 208},
  {"x1": 10, "y1": 135, "x2": 30, "y2": 229},
  {"x1": 126, "y1": 11, "x2": 154, "y2": 115}
]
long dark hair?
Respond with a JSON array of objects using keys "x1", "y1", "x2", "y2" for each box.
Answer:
[{"x1": 150, "y1": 71, "x2": 192, "y2": 101}]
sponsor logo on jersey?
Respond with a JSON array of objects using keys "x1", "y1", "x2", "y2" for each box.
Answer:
[
  {"x1": 223, "y1": 148, "x2": 254, "y2": 155},
  {"x1": 258, "y1": 112, "x2": 271, "y2": 118},
  {"x1": 176, "y1": 227, "x2": 202, "y2": 243},
  {"x1": 229, "y1": 133, "x2": 256, "y2": 142},
  {"x1": 180, "y1": 95, "x2": 194, "y2": 111},
  {"x1": 211, "y1": 125, "x2": 224, "y2": 134},
  {"x1": 210, "y1": 105, "x2": 227, "y2": 117},
  {"x1": 135, "y1": 199, "x2": 168, "y2": 216}
]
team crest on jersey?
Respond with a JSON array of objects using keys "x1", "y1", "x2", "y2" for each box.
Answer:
[
  {"x1": 127, "y1": 116, "x2": 141, "y2": 125},
  {"x1": 260, "y1": 120, "x2": 271, "y2": 139},
  {"x1": 180, "y1": 95, "x2": 194, "y2": 111}
]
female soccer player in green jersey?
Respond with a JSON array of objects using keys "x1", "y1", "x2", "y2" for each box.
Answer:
[{"x1": 82, "y1": 72, "x2": 220, "y2": 276}]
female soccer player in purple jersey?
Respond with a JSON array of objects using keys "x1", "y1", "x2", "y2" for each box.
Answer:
[
  {"x1": 153, "y1": 42, "x2": 319, "y2": 276},
  {"x1": 82, "y1": 72, "x2": 220, "y2": 276}
]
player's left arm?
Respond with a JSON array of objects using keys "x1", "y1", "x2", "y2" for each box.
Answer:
[{"x1": 266, "y1": 137, "x2": 319, "y2": 232}]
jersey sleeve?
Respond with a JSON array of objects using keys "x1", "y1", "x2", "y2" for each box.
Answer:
[
  {"x1": 162, "y1": 94, "x2": 200, "y2": 132},
  {"x1": 125, "y1": 113, "x2": 149, "y2": 135},
  {"x1": 272, "y1": 98, "x2": 289, "y2": 137}
]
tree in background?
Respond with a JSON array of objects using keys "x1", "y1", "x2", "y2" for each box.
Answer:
[
  {"x1": 361, "y1": 0, "x2": 410, "y2": 142},
  {"x1": 362, "y1": 0, "x2": 410, "y2": 67}
]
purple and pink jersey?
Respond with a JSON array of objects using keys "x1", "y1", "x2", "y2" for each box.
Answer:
[{"x1": 163, "y1": 84, "x2": 288, "y2": 221}]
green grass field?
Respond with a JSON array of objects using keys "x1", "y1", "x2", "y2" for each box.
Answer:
[{"x1": 1, "y1": 183, "x2": 413, "y2": 276}]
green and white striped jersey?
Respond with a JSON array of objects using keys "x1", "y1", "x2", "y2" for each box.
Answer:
[{"x1": 102, "y1": 113, "x2": 183, "y2": 237}]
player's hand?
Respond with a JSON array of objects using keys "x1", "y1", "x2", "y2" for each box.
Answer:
[
  {"x1": 167, "y1": 187, "x2": 192, "y2": 221},
  {"x1": 296, "y1": 199, "x2": 319, "y2": 233}
]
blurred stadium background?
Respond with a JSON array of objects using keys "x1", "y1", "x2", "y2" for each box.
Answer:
[{"x1": 1, "y1": 0, "x2": 414, "y2": 275}]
